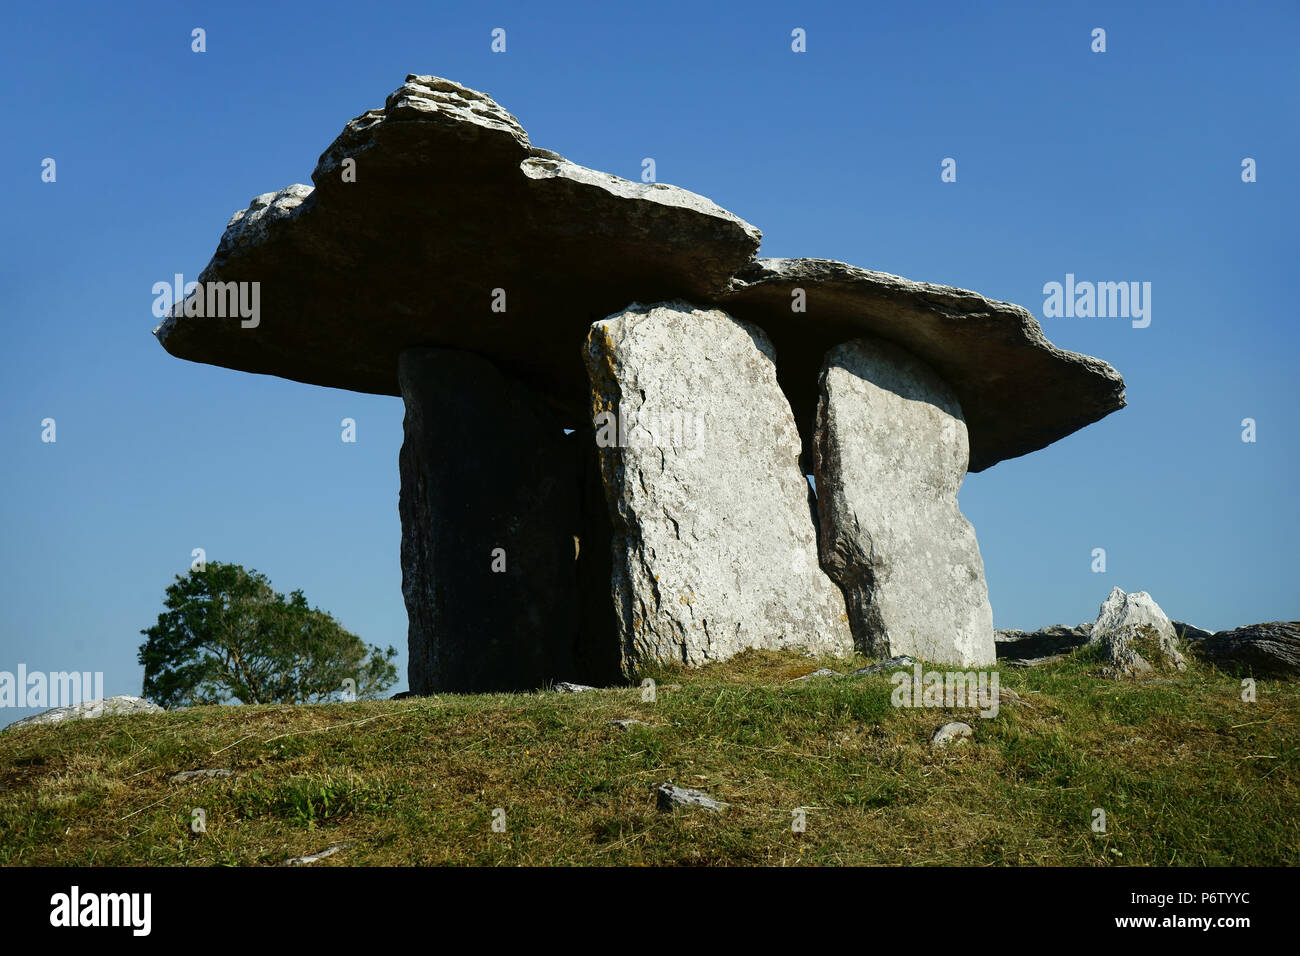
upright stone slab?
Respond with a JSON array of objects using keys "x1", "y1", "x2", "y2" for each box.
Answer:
[
  {"x1": 584, "y1": 302, "x2": 853, "y2": 673},
  {"x1": 571, "y1": 423, "x2": 623, "y2": 687},
  {"x1": 814, "y1": 337, "x2": 995, "y2": 667},
  {"x1": 399, "y1": 347, "x2": 578, "y2": 693}
]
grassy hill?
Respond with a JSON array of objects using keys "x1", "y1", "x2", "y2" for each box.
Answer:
[{"x1": 1, "y1": 648, "x2": 1296, "y2": 866}]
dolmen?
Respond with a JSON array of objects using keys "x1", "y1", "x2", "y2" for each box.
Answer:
[{"x1": 155, "y1": 75, "x2": 1126, "y2": 693}]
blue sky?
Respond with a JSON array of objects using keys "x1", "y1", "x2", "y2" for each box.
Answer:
[{"x1": 2, "y1": 0, "x2": 1296, "y2": 725}]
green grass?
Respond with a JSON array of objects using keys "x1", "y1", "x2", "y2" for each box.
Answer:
[{"x1": 0, "y1": 648, "x2": 1296, "y2": 865}]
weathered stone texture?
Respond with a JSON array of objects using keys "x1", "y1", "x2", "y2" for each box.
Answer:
[
  {"x1": 4, "y1": 695, "x2": 163, "y2": 732},
  {"x1": 583, "y1": 302, "x2": 853, "y2": 673},
  {"x1": 717, "y1": 258, "x2": 1126, "y2": 472},
  {"x1": 1088, "y1": 587, "x2": 1186, "y2": 678},
  {"x1": 1183, "y1": 621, "x2": 1300, "y2": 677},
  {"x1": 155, "y1": 75, "x2": 761, "y2": 423},
  {"x1": 814, "y1": 337, "x2": 995, "y2": 667},
  {"x1": 399, "y1": 348, "x2": 578, "y2": 693}
]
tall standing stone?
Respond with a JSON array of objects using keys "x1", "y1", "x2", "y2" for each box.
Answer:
[
  {"x1": 399, "y1": 347, "x2": 578, "y2": 693},
  {"x1": 571, "y1": 424, "x2": 623, "y2": 686},
  {"x1": 814, "y1": 337, "x2": 995, "y2": 667},
  {"x1": 584, "y1": 302, "x2": 853, "y2": 673}
]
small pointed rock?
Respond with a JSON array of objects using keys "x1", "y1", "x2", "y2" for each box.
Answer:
[
  {"x1": 655, "y1": 783, "x2": 725, "y2": 812},
  {"x1": 283, "y1": 843, "x2": 351, "y2": 866},
  {"x1": 931, "y1": 722, "x2": 974, "y2": 748},
  {"x1": 796, "y1": 668, "x2": 843, "y2": 681},
  {"x1": 170, "y1": 768, "x2": 232, "y2": 784},
  {"x1": 1089, "y1": 587, "x2": 1186, "y2": 678},
  {"x1": 553, "y1": 682, "x2": 599, "y2": 693},
  {"x1": 850, "y1": 655, "x2": 918, "y2": 676}
]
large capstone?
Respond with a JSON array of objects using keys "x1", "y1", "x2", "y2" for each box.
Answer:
[
  {"x1": 155, "y1": 75, "x2": 761, "y2": 425},
  {"x1": 716, "y1": 258, "x2": 1127, "y2": 472},
  {"x1": 814, "y1": 337, "x2": 995, "y2": 667},
  {"x1": 399, "y1": 348, "x2": 578, "y2": 693},
  {"x1": 154, "y1": 77, "x2": 1124, "y2": 477},
  {"x1": 583, "y1": 302, "x2": 853, "y2": 672}
]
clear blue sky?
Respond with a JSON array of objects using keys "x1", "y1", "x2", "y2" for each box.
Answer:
[{"x1": 2, "y1": 0, "x2": 1296, "y2": 726}]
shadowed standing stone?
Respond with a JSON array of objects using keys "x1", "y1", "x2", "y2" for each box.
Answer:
[
  {"x1": 584, "y1": 302, "x2": 853, "y2": 673},
  {"x1": 814, "y1": 337, "x2": 995, "y2": 667},
  {"x1": 399, "y1": 348, "x2": 577, "y2": 693},
  {"x1": 572, "y1": 424, "x2": 623, "y2": 686}
]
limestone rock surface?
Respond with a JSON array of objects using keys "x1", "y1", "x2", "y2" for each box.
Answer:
[
  {"x1": 715, "y1": 258, "x2": 1127, "y2": 471},
  {"x1": 584, "y1": 302, "x2": 853, "y2": 673},
  {"x1": 996, "y1": 624, "x2": 1092, "y2": 663},
  {"x1": 1183, "y1": 622, "x2": 1300, "y2": 677},
  {"x1": 155, "y1": 75, "x2": 761, "y2": 426},
  {"x1": 5, "y1": 695, "x2": 163, "y2": 732},
  {"x1": 814, "y1": 337, "x2": 995, "y2": 667},
  {"x1": 1088, "y1": 587, "x2": 1186, "y2": 678}
]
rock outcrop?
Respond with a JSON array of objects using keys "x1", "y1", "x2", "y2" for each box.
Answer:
[
  {"x1": 931, "y1": 721, "x2": 974, "y2": 748},
  {"x1": 399, "y1": 348, "x2": 578, "y2": 693},
  {"x1": 1182, "y1": 622, "x2": 1300, "y2": 677},
  {"x1": 996, "y1": 607, "x2": 1300, "y2": 679},
  {"x1": 996, "y1": 624, "x2": 1092, "y2": 664},
  {"x1": 5, "y1": 695, "x2": 163, "y2": 731},
  {"x1": 584, "y1": 302, "x2": 853, "y2": 673},
  {"x1": 1088, "y1": 587, "x2": 1186, "y2": 678},
  {"x1": 814, "y1": 337, "x2": 995, "y2": 667},
  {"x1": 1173, "y1": 621, "x2": 1214, "y2": 642}
]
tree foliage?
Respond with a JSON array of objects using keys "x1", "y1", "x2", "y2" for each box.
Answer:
[{"x1": 139, "y1": 562, "x2": 397, "y2": 708}]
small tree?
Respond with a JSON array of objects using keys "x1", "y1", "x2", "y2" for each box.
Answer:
[{"x1": 139, "y1": 562, "x2": 397, "y2": 708}]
